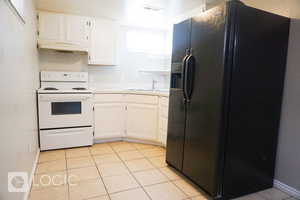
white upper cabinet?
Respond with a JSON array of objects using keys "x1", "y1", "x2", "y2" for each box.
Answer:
[
  {"x1": 88, "y1": 18, "x2": 118, "y2": 66},
  {"x1": 65, "y1": 15, "x2": 90, "y2": 47},
  {"x1": 38, "y1": 12, "x2": 64, "y2": 42},
  {"x1": 38, "y1": 11, "x2": 91, "y2": 52},
  {"x1": 38, "y1": 11, "x2": 118, "y2": 64}
]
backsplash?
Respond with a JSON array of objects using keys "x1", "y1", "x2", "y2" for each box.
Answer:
[{"x1": 39, "y1": 26, "x2": 172, "y2": 90}]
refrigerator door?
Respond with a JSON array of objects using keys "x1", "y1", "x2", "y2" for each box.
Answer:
[
  {"x1": 166, "y1": 19, "x2": 191, "y2": 171},
  {"x1": 182, "y1": 4, "x2": 228, "y2": 196}
]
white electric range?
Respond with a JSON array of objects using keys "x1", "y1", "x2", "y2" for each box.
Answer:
[{"x1": 37, "y1": 71, "x2": 93, "y2": 151}]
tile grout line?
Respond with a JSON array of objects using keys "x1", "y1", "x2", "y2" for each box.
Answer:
[
  {"x1": 64, "y1": 150, "x2": 71, "y2": 200},
  {"x1": 171, "y1": 180, "x2": 199, "y2": 200},
  {"x1": 69, "y1": 147, "x2": 292, "y2": 200},
  {"x1": 93, "y1": 147, "x2": 168, "y2": 194},
  {"x1": 36, "y1": 143, "x2": 171, "y2": 199},
  {"x1": 113, "y1": 142, "x2": 187, "y2": 199},
  {"x1": 109, "y1": 142, "x2": 154, "y2": 200},
  {"x1": 88, "y1": 146, "x2": 112, "y2": 200},
  {"x1": 140, "y1": 149, "x2": 192, "y2": 200},
  {"x1": 144, "y1": 146, "x2": 209, "y2": 200},
  {"x1": 137, "y1": 146, "x2": 195, "y2": 200},
  {"x1": 140, "y1": 147, "x2": 194, "y2": 200},
  {"x1": 35, "y1": 145, "x2": 292, "y2": 200},
  {"x1": 29, "y1": 150, "x2": 69, "y2": 199}
]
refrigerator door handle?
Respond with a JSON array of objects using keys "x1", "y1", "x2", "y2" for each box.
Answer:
[
  {"x1": 182, "y1": 49, "x2": 190, "y2": 101},
  {"x1": 184, "y1": 52, "x2": 196, "y2": 103}
]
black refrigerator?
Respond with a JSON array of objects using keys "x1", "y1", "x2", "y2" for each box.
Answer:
[{"x1": 166, "y1": 0, "x2": 290, "y2": 199}]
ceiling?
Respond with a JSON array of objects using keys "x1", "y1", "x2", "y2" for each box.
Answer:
[{"x1": 36, "y1": 0, "x2": 210, "y2": 28}]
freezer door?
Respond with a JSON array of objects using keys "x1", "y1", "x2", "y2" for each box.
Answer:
[
  {"x1": 182, "y1": 4, "x2": 228, "y2": 196},
  {"x1": 166, "y1": 19, "x2": 191, "y2": 171}
]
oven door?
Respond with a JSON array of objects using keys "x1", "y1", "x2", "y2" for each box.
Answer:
[{"x1": 38, "y1": 93, "x2": 93, "y2": 129}]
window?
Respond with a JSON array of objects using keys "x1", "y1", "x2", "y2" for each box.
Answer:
[
  {"x1": 51, "y1": 102, "x2": 82, "y2": 115},
  {"x1": 126, "y1": 30, "x2": 167, "y2": 55}
]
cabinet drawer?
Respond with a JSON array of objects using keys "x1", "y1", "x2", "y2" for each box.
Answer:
[
  {"x1": 40, "y1": 127, "x2": 93, "y2": 151},
  {"x1": 125, "y1": 95, "x2": 158, "y2": 105},
  {"x1": 94, "y1": 94, "x2": 124, "y2": 103}
]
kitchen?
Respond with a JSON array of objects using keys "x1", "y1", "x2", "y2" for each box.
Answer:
[{"x1": 1, "y1": 0, "x2": 300, "y2": 200}]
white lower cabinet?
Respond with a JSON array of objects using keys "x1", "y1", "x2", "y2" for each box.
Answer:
[
  {"x1": 93, "y1": 94, "x2": 168, "y2": 144},
  {"x1": 158, "y1": 97, "x2": 169, "y2": 146},
  {"x1": 126, "y1": 103, "x2": 158, "y2": 141},
  {"x1": 94, "y1": 103, "x2": 125, "y2": 139},
  {"x1": 93, "y1": 94, "x2": 125, "y2": 139}
]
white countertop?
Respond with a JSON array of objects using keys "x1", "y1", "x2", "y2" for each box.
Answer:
[{"x1": 92, "y1": 89, "x2": 169, "y2": 97}]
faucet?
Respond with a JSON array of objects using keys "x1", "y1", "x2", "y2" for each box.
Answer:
[{"x1": 152, "y1": 79, "x2": 158, "y2": 91}]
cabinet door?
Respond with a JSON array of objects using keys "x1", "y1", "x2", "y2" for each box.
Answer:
[
  {"x1": 126, "y1": 104, "x2": 158, "y2": 141},
  {"x1": 158, "y1": 97, "x2": 169, "y2": 146},
  {"x1": 159, "y1": 130, "x2": 167, "y2": 146},
  {"x1": 38, "y1": 12, "x2": 64, "y2": 42},
  {"x1": 94, "y1": 103, "x2": 125, "y2": 139},
  {"x1": 65, "y1": 15, "x2": 90, "y2": 46},
  {"x1": 89, "y1": 18, "x2": 118, "y2": 65},
  {"x1": 159, "y1": 117, "x2": 168, "y2": 145}
]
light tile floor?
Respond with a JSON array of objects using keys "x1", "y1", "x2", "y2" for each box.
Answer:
[{"x1": 30, "y1": 141, "x2": 298, "y2": 200}]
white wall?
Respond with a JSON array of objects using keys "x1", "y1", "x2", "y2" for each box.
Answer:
[
  {"x1": 39, "y1": 25, "x2": 172, "y2": 90},
  {"x1": 275, "y1": 0, "x2": 300, "y2": 192},
  {"x1": 0, "y1": 0, "x2": 39, "y2": 200},
  {"x1": 241, "y1": 0, "x2": 290, "y2": 17}
]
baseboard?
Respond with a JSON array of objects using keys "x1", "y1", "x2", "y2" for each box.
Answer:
[
  {"x1": 94, "y1": 137, "x2": 165, "y2": 147},
  {"x1": 274, "y1": 179, "x2": 300, "y2": 199},
  {"x1": 23, "y1": 149, "x2": 40, "y2": 200},
  {"x1": 124, "y1": 138, "x2": 164, "y2": 147},
  {"x1": 94, "y1": 137, "x2": 124, "y2": 144}
]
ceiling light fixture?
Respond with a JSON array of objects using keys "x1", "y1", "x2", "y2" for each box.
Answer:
[{"x1": 143, "y1": 5, "x2": 163, "y2": 12}]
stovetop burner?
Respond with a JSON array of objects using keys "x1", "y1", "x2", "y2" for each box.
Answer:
[
  {"x1": 72, "y1": 87, "x2": 87, "y2": 90},
  {"x1": 44, "y1": 87, "x2": 59, "y2": 90}
]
